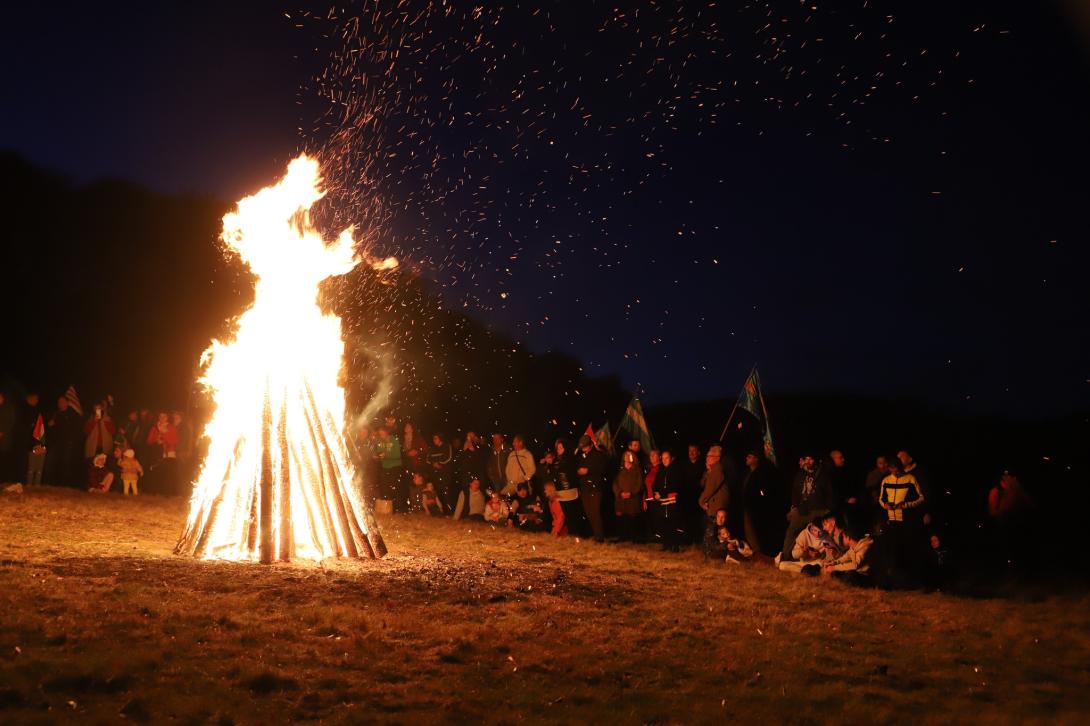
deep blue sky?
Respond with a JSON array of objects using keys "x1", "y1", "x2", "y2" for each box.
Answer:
[{"x1": 2, "y1": 1, "x2": 1088, "y2": 417}]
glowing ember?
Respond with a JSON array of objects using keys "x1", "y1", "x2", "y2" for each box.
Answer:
[{"x1": 176, "y1": 155, "x2": 386, "y2": 562}]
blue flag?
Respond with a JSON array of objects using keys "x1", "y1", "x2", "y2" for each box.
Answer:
[{"x1": 736, "y1": 368, "x2": 777, "y2": 465}]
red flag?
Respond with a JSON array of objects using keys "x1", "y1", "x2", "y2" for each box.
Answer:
[
  {"x1": 584, "y1": 423, "x2": 596, "y2": 446},
  {"x1": 32, "y1": 414, "x2": 45, "y2": 442}
]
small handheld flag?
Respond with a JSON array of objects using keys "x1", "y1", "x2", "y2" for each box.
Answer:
[{"x1": 64, "y1": 385, "x2": 83, "y2": 416}]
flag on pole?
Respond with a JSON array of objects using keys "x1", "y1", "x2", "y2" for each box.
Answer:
[
  {"x1": 583, "y1": 423, "x2": 596, "y2": 445},
  {"x1": 594, "y1": 422, "x2": 614, "y2": 454},
  {"x1": 735, "y1": 367, "x2": 777, "y2": 465},
  {"x1": 32, "y1": 414, "x2": 45, "y2": 443},
  {"x1": 64, "y1": 385, "x2": 83, "y2": 416},
  {"x1": 618, "y1": 395, "x2": 655, "y2": 454}
]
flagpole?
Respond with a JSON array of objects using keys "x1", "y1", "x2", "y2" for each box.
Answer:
[
  {"x1": 718, "y1": 401, "x2": 740, "y2": 442},
  {"x1": 719, "y1": 364, "x2": 757, "y2": 442}
]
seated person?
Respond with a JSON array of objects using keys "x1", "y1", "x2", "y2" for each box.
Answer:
[
  {"x1": 88, "y1": 454, "x2": 114, "y2": 494},
  {"x1": 453, "y1": 478, "x2": 487, "y2": 521},
  {"x1": 483, "y1": 491, "x2": 511, "y2": 525},
  {"x1": 510, "y1": 482, "x2": 545, "y2": 530},
  {"x1": 409, "y1": 472, "x2": 428, "y2": 512},
  {"x1": 821, "y1": 527, "x2": 873, "y2": 577},
  {"x1": 820, "y1": 513, "x2": 849, "y2": 557},
  {"x1": 703, "y1": 509, "x2": 729, "y2": 559},
  {"x1": 542, "y1": 482, "x2": 567, "y2": 536},
  {"x1": 421, "y1": 481, "x2": 445, "y2": 517},
  {"x1": 778, "y1": 518, "x2": 836, "y2": 572},
  {"x1": 707, "y1": 525, "x2": 754, "y2": 564}
]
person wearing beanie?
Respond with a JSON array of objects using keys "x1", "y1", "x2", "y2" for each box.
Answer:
[{"x1": 119, "y1": 448, "x2": 144, "y2": 496}]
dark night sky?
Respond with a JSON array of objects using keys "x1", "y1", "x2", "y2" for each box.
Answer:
[{"x1": 2, "y1": 0, "x2": 1088, "y2": 418}]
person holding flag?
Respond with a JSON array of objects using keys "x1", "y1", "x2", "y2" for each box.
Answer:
[{"x1": 27, "y1": 409, "x2": 47, "y2": 486}]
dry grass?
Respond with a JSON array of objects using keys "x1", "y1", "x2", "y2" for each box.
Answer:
[{"x1": 0, "y1": 487, "x2": 1088, "y2": 724}]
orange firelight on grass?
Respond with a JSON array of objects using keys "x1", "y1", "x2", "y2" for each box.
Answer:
[{"x1": 175, "y1": 155, "x2": 387, "y2": 562}]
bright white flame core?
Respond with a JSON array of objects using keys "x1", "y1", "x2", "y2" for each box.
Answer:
[{"x1": 177, "y1": 155, "x2": 384, "y2": 562}]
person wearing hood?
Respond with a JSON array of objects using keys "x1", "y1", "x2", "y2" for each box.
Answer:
[{"x1": 613, "y1": 450, "x2": 645, "y2": 542}]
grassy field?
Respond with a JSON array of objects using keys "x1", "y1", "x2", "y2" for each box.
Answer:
[{"x1": 1, "y1": 487, "x2": 1088, "y2": 724}]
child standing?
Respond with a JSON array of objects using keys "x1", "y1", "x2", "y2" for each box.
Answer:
[{"x1": 120, "y1": 448, "x2": 144, "y2": 496}]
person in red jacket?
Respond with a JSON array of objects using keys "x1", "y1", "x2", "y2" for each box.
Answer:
[{"x1": 146, "y1": 411, "x2": 178, "y2": 459}]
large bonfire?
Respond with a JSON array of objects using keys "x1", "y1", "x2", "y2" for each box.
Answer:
[{"x1": 176, "y1": 155, "x2": 386, "y2": 562}]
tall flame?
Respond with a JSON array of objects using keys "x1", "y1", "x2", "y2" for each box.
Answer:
[{"x1": 176, "y1": 155, "x2": 385, "y2": 562}]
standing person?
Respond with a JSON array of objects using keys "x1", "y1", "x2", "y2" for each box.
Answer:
[
  {"x1": 897, "y1": 450, "x2": 934, "y2": 526},
  {"x1": 455, "y1": 431, "x2": 486, "y2": 493},
  {"x1": 172, "y1": 411, "x2": 194, "y2": 485},
  {"x1": 17, "y1": 393, "x2": 44, "y2": 483},
  {"x1": 504, "y1": 435, "x2": 536, "y2": 496},
  {"x1": 780, "y1": 453, "x2": 834, "y2": 562},
  {"x1": 122, "y1": 411, "x2": 141, "y2": 454},
  {"x1": 0, "y1": 392, "x2": 14, "y2": 482},
  {"x1": 402, "y1": 422, "x2": 427, "y2": 476},
  {"x1": 877, "y1": 457, "x2": 928, "y2": 583},
  {"x1": 353, "y1": 426, "x2": 382, "y2": 498},
  {"x1": 650, "y1": 450, "x2": 684, "y2": 551},
  {"x1": 485, "y1": 433, "x2": 510, "y2": 494},
  {"x1": 146, "y1": 411, "x2": 178, "y2": 494},
  {"x1": 45, "y1": 395, "x2": 82, "y2": 486},
  {"x1": 83, "y1": 402, "x2": 117, "y2": 464},
  {"x1": 427, "y1": 432, "x2": 454, "y2": 511},
  {"x1": 681, "y1": 443, "x2": 705, "y2": 544},
  {"x1": 613, "y1": 450, "x2": 645, "y2": 542},
  {"x1": 698, "y1": 445, "x2": 729, "y2": 525},
  {"x1": 374, "y1": 426, "x2": 404, "y2": 512},
  {"x1": 545, "y1": 438, "x2": 584, "y2": 537},
  {"x1": 863, "y1": 455, "x2": 891, "y2": 531},
  {"x1": 741, "y1": 450, "x2": 775, "y2": 556},
  {"x1": 625, "y1": 439, "x2": 648, "y2": 474},
  {"x1": 576, "y1": 435, "x2": 609, "y2": 542},
  {"x1": 830, "y1": 449, "x2": 863, "y2": 533},
  {"x1": 119, "y1": 448, "x2": 144, "y2": 496}
]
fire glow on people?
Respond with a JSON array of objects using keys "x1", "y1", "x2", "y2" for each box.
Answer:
[{"x1": 176, "y1": 156, "x2": 391, "y2": 562}]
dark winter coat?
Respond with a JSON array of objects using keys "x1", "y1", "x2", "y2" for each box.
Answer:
[
  {"x1": 613, "y1": 465, "x2": 644, "y2": 516},
  {"x1": 790, "y1": 462, "x2": 834, "y2": 515}
]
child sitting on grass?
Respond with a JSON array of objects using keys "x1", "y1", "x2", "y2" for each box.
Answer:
[
  {"x1": 119, "y1": 448, "x2": 144, "y2": 496},
  {"x1": 421, "y1": 481, "x2": 445, "y2": 516},
  {"x1": 409, "y1": 472, "x2": 428, "y2": 512},
  {"x1": 483, "y1": 491, "x2": 511, "y2": 525}
]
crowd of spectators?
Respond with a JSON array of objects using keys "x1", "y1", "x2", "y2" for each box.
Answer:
[
  {"x1": 0, "y1": 391, "x2": 1038, "y2": 589},
  {"x1": 0, "y1": 390, "x2": 195, "y2": 497},
  {"x1": 350, "y1": 417, "x2": 1037, "y2": 589}
]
